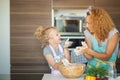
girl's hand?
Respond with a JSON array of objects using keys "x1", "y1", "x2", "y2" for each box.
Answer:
[
  {"x1": 64, "y1": 38, "x2": 73, "y2": 48},
  {"x1": 53, "y1": 62, "x2": 62, "y2": 70}
]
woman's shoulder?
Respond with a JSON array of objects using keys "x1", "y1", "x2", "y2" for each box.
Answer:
[
  {"x1": 108, "y1": 28, "x2": 119, "y2": 39},
  {"x1": 84, "y1": 30, "x2": 93, "y2": 40},
  {"x1": 110, "y1": 28, "x2": 119, "y2": 33},
  {"x1": 84, "y1": 30, "x2": 89, "y2": 34},
  {"x1": 84, "y1": 30, "x2": 93, "y2": 36}
]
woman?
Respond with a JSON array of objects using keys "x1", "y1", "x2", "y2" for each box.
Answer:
[{"x1": 80, "y1": 6, "x2": 119, "y2": 71}]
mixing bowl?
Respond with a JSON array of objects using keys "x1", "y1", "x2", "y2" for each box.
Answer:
[{"x1": 59, "y1": 63, "x2": 86, "y2": 78}]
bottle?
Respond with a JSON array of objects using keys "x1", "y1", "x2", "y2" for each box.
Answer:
[{"x1": 108, "y1": 62, "x2": 117, "y2": 78}]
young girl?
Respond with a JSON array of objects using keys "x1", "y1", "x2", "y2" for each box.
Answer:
[{"x1": 34, "y1": 26, "x2": 70, "y2": 76}]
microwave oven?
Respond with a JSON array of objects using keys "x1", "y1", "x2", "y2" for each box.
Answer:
[{"x1": 54, "y1": 16, "x2": 85, "y2": 36}]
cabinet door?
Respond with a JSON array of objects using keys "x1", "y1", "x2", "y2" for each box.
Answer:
[
  {"x1": 53, "y1": 0, "x2": 94, "y2": 9},
  {"x1": 11, "y1": 0, "x2": 51, "y2": 73},
  {"x1": 95, "y1": 0, "x2": 120, "y2": 32}
]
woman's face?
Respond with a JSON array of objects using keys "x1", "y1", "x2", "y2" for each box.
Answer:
[
  {"x1": 85, "y1": 15, "x2": 94, "y2": 33},
  {"x1": 49, "y1": 29, "x2": 62, "y2": 44}
]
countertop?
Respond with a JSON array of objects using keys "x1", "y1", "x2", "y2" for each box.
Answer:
[
  {"x1": 42, "y1": 74, "x2": 85, "y2": 80},
  {"x1": 42, "y1": 73, "x2": 120, "y2": 80},
  {"x1": 1, "y1": 73, "x2": 120, "y2": 80}
]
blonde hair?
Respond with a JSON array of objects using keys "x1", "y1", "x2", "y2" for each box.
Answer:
[
  {"x1": 87, "y1": 7, "x2": 115, "y2": 41},
  {"x1": 34, "y1": 26, "x2": 57, "y2": 48}
]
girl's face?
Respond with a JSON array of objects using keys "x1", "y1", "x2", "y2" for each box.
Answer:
[
  {"x1": 85, "y1": 15, "x2": 94, "y2": 33},
  {"x1": 49, "y1": 29, "x2": 61, "y2": 44}
]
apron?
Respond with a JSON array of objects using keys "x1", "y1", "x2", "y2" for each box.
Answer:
[
  {"x1": 84, "y1": 28, "x2": 119, "y2": 73},
  {"x1": 86, "y1": 37, "x2": 117, "y2": 72},
  {"x1": 49, "y1": 44, "x2": 64, "y2": 77}
]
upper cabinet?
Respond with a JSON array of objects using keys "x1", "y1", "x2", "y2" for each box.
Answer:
[
  {"x1": 95, "y1": 0, "x2": 120, "y2": 8},
  {"x1": 52, "y1": 0, "x2": 94, "y2": 9},
  {"x1": 95, "y1": 0, "x2": 120, "y2": 32},
  {"x1": 11, "y1": 0, "x2": 52, "y2": 73},
  {"x1": 95, "y1": 0, "x2": 120, "y2": 12}
]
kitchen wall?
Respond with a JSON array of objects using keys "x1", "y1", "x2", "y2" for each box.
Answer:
[
  {"x1": 0, "y1": 0, "x2": 119, "y2": 75},
  {"x1": 10, "y1": 0, "x2": 120, "y2": 73},
  {"x1": 10, "y1": 0, "x2": 51, "y2": 73},
  {"x1": 0, "y1": 0, "x2": 10, "y2": 74}
]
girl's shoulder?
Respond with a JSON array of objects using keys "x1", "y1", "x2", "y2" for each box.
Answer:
[{"x1": 43, "y1": 45, "x2": 52, "y2": 55}]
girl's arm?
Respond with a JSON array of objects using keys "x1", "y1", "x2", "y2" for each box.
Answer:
[
  {"x1": 44, "y1": 54, "x2": 62, "y2": 70},
  {"x1": 64, "y1": 47, "x2": 71, "y2": 61}
]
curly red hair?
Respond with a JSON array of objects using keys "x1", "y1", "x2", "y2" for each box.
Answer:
[{"x1": 87, "y1": 7, "x2": 115, "y2": 41}]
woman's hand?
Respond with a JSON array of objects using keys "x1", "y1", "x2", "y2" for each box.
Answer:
[
  {"x1": 79, "y1": 47, "x2": 88, "y2": 54},
  {"x1": 74, "y1": 41, "x2": 88, "y2": 55},
  {"x1": 79, "y1": 41, "x2": 88, "y2": 54},
  {"x1": 80, "y1": 48, "x2": 93, "y2": 60}
]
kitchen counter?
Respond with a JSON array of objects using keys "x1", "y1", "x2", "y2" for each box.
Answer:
[
  {"x1": 42, "y1": 74, "x2": 85, "y2": 80},
  {"x1": 1, "y1": 73, "x2": 120, "y2": 80},
  {"x1": 42, "y1": 73, "x2": 120, "y2": 80}
]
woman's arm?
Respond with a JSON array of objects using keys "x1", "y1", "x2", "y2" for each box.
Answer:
[
  {"x1": 83, "y1": 38, "x2": 93, "y2": 60},
  {"x1": 85, "y1": 32, "x2": 119, "y2": 61}
]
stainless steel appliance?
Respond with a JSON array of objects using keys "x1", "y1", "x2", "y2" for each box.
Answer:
[
  {"x1": 54, "y1": 16, "x2": 85, "y2": 36},
  {"x1": 52, "y1": 9, "x2": 86, "y2": 49},
  {"x1": 52, "y1": 9, "x2": 86, "y2": 36}
]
